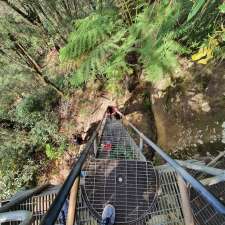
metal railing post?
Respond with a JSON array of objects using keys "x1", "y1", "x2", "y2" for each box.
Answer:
[
  {"x1": 177, "y1": 175, "x2": 195, "y2": 225},
  {"x1": 67, "y1": 177, "x2": 80, "y2": 225},
  {"x1": 94, "y1": 138, "x2": 98, "y2": 157},
  {"x1": 139, "y1": 137, "x2": 143, "y2": 151}
]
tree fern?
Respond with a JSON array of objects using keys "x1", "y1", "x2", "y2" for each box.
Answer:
[
  {"x1": 60, "y1": 9, "x2": 122, "y2": 61},
  {"x1": 131, "y1": 2, "x2": 183, "y2": 81},
  {"x1": 61, "y1": 1, "x2": 185, "y2": 88},
  {"x1": 69, "y1": 28, "x2": 127, "y2": 87}
]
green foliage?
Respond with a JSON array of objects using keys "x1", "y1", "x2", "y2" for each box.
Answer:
[
  {"x1": 0, "y1": 160, "x2": 38, "y2": 200},
  {"x1": 60, "y1": 9, "x2": 126, "y2": 87},
  {"x1": 18, "y1": 88, "x2": 59, "y2": 112},
  {"x1": 177, "y1": 0, "x2": 224, "y2": 48},
  {"x1": 31, "y1": 119, "x2": 59, "y2": 145},
  {"x1": 0, "y1": 69, "x2": 67, "y2": 199},
  {"x1": 0, "y1": 129, "x2": 38, "y2": 200},
  {"x1": 61, "y1": 1, "x2": 184, "y2": 87},
  {"x1": 45, "y1": 144, "x2": 64, "y2": 160},
  {"x1": 187, "y1": 0, "x2": 207, "y2": 22},
  {"x1": 219, "y1": 3, "x2": 225, "y2": 13},
  {"x1": 60, "y1": 9, "x2": 121, "y2": 61},
  {"x1": 14, "y1": 87, "x2": 60, "y2": 127},
  {"x1": 131, "y1": 3, "x2": 183, "y2": 81}
]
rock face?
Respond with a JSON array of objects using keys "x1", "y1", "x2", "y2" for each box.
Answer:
[
  {"x1": 122, "y1": 84, "x2": 157, "y2": 141},
  {"x1": 150, "y1": 61, "x2": 225, "y2": 159},
  {"x1": 120, "y1": 84, "x2": 157, "y2": 160},
  {"x1": 188, "y1": 93, "x2": 211, "y2": 112},
  {"x1": 154, "y1": 77, "x2": 172, "y2": 91}
]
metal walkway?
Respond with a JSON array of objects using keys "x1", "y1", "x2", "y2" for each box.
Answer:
[
  {"x1": 1, "y1": 110, "x2": 225, "y2": 225},
  {"x1": 76, "y1": 118, "x2": 184, "y2": 225},
  {"x1": 75, "y1": 117, "x2": 225, "y2": 225},
  {"x1": 97, "y1": 118, "x2": 145, "y2": 160}
]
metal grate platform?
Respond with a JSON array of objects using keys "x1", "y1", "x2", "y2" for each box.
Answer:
[
  {"x1": 97, "y1": 118, "x2": 145, "y2": 161},
  {"x1": 81, "y1": 159, "x2": 158, "y2": 224},
  {"x1": 141, "y1": 168, "x2": 185, "y2": 225},
  {"x1": 76, "y1": 166, "x2": 185, "y2": 225},
  {"x1": 190, "y1": 182, "x2": 225, "y2": 225},
  {"x1": 1, "y1": 186, "x2": 60, "y2": 225}
]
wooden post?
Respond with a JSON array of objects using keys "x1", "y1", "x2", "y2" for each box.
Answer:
[
  {"x1": 139, "y1": 137, "x2": 143, "y2": 151},
  {"x1": 67, "y1": 177, "x2": 80, "y2": 225},
  {"x1": 177, "y1": 175, "x2": 195, "y2": 225},
  {"x1": 94, "y1": 138, "x2": 97, "y2": 157}
]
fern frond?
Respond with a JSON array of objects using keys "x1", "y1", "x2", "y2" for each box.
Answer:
[
  {"x1": 113, "y1": 0, "x2": 134, "y2": 24},
  {"x1": 113, "y1": 0, "x2": 146, "y2": 24},
  {"x1": 132, "y1": 2, "x2": 183, "y2": 82},
  {"x1": 59, "y1": 9, "x2": 122, "y2": 61},
  {"x1": 69, "y1": 29, "x2": 127, "y2": 87}
]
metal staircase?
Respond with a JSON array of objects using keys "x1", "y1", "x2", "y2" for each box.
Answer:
[{"x1": 1, "y1": 109, "x2": 225, "y2": 225}]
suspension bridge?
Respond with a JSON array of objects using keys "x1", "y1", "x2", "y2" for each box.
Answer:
[{"x1": 1, "y1": 108, "x2": 225, "y2": 225}]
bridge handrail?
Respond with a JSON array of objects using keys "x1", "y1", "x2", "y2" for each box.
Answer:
[
  {"x1": 40, "y1": 112, "x2": 106, "y2": 225},
  {"x1": 116, "y1": 110, "x2": 225, "y2": 215}
]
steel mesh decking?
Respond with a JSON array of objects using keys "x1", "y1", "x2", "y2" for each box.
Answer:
[
  {"x1": 76, "y1": 166, "x2": 185, "y2": 225},
  {"x1": 81, "y1": 159, "x2": 158, "y2": 224},
  {"x1": 140, "y1": 168, "x2": 185, "y2": 225},
  {"x1": 76, "y1": 191, "x2": 98, "y2": 225},
  {"x1": 190, "y1": 181, "x2": 225, "y2": 225},
  {"x1": 97, "y1": 118, "x2": 145, "y2": 161},
  {"x1": 2, "y1": 187, "x2": 60, "y2": 225},
  {"x1": 77, "y1": 118, "x2": 186, "y2": 225},
  {"x1": 76, "y1": 163, "x2": 225, "y2": 225}
]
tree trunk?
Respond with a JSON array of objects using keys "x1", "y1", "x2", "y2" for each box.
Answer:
[
  {"x1": 9, "y1": 34, "x2": 64, "y2": 96},
  {"x1": 15, "y1": 42, "x2": 42, "y2": 74}
]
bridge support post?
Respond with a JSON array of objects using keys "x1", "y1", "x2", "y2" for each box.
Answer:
[
  {"x1": 177, "y1": 175, "x2": 195, "y2": 225},
  {"x1": 139, "y1": 137, "x2": 143, "y2": 151},
  {"x1": 67, "y1": 176, "x2": 80, "y2": 225},
  {"x1": 94, "y1": 138, "x2": 97, "y2": 157}
]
